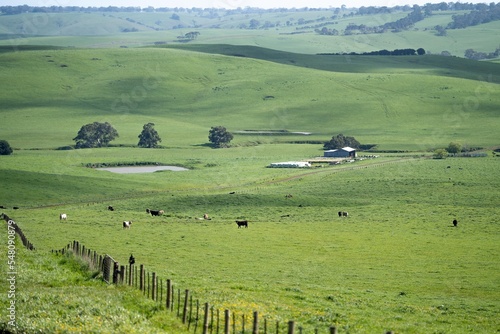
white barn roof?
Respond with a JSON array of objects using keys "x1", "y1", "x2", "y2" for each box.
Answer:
[
  {"x1": 324, "y1": 147, "x2": 356, "y2": 153},
  {"x1": 268, "y1": 161, "x2": 311, "y2": 168}
]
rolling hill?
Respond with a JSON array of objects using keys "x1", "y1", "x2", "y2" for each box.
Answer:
[
  {"x1": 0, "y1": 45, "x2": 498, "y2": 152},
  {"x1": 1, "y1": 6, "x2": 500, "y2": 57}
]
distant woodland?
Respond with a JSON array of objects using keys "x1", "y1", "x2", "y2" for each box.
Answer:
[{"x1": 1, "y1": 3, "x2": 499, "y2": 33}]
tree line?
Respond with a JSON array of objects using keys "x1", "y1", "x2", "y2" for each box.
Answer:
[
  {"x1": 73, "y1": 122, "x2": 161, "y2": 149},
  {"x1": 72, "y1": 122, "x2": 234, "y2": 149},
  {"x1": 447, "y1": 3, "x2": 500, "y2": 29},
  {"x1": 318, "y1": 47, "x2": 425, "y2": 56}
]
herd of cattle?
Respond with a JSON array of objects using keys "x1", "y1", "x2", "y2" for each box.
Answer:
[{"x1": 7, "y1": 203, "x2": 459, "y2": 229}]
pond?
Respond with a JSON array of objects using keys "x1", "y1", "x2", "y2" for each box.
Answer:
[{"x1": 96, "y1": 166, "x2": 189, "y2": 174}]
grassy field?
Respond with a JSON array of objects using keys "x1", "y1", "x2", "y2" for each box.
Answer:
[
  {"x1": 2, "y1": 153, "x2": 499, "y2": 333},
  {"x1": 0, "y1": 47, "x2": 499, "y2": 151},
  {"x1": 0, "y1": 238, "x2": 191, "y2": 333},
  {"x1": 0, "y1": 40, "x2": 499, "y2": 332}
]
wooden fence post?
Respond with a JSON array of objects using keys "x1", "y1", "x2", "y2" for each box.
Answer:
[
  {"x1": 139, "y1": 264, "x2": 144, "y2": 291},
  {"x1": 202, "y1": 302, "x2": 210, "y2": 334},
  {"x1": 147, "y1": 271, "x2": 150, "y2": 298},
  {"x1": 120, "y1": 265, "x2": 125, "y2": 284},
  {"x1": 329, "y1": 326, "x2": 337, "y2": 334},
  {"x1": 166, "y1": 279, "x2": 172, "y2": 309},
  {"x1": 182, "y1": 289, "x2": 189, "y2": 324},
  {"x1": 253, "y1": 311, "x2": 259, "y2": 334},
  {"x1": 135, "y1": 266, "x2": 138, "y2": 289},
  {"x1": 159, "y1": 279, "x2": 163, "y2": 305},
  {"x1": 210, "y1": 306, "x2": 214, "y2": 334},
  {"x1": 112, "y1": 262, "x2": 119, "y2": 284},
  {"x1": 193, "y1": 299, "x2": 200, "y2": 332},
  {"x1": 224, "y1": 310, "x2": 230, "y2": 334},
  {"x1": 152, "y1": 272, "x2": 157, "y2": 301},
  {"x1": 177, "y1": 288, "x2": 181, "y2": 317},
  {"x1": 288, "y1": 321, "x2": 295, "y2": 334}
]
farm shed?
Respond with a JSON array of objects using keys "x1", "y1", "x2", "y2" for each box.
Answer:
[
  {"x1": 324, "y1": 147, "x2": 357, "y2": 158},
  {"x1": 268, "y1": 161, "x2": 311, "y2": 168}
]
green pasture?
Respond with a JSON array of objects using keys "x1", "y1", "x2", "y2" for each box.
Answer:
[
  {"x1": 0, "y1": 42, "x2": 499, "y2": 332},
  {"x1": 2, "y1": 153, "x2": 499, "y2": 332},
  {"x1": 0, "y1": 240, "x2": 190, "y2": 333},
  {"x1": 0, "y1": 47, "x2": 499, "y2": 151}
]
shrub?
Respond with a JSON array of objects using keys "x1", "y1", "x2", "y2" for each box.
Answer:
[{"x1": 0, "y1": 140, "x2": 13, "y2": 155}]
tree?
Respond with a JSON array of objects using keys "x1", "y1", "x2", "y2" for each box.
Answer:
[
  {"x1": 73, "y1": 122, "x2": 118, "y2": 148},
  {"x1": 433, "y1": 148, "x2": 448, "y2": 159},
  {"x1": 208, "y1": 126, "x2": 233, "y2": 148},
  {"x1": 0, "y1": 140, "x2": 13, "y2": 155},
  {"x1": 138, "y1": 122, "x2": 162, "y2": 148},
  {"x1": 324, "y1": 133, "x2": 360, "y2": 150},
  {"x1": 446, "y1": 142, "x2": 462, "y2": 154},
  {"x1": 417, "y1": 47, "x2": 426, "y2": 55}
]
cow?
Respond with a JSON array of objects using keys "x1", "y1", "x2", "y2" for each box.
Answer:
[
  {"x1": 123, "y1": 221, "x2": 132, "y2": 229},
  {"x1": 342, "y1": 211, "x2": 349, "y2": 217},
  {"x1": 338, "y1": 211, "x2": 342, "y2": 217},
  {"x1": 107, "y1": 205, "x2": 114, "y2": 211},
  {"x1": 148, "y1": 209, "x2": 164, "y2": 216},
  {"x1": 453, "y1": 219, "x2": 458, "y2": 227},
  {"x1": 203, "y1": 213, "x2": 211, "y2": 220},
  {"x1": 59, "y1": 213, "x2": 67, "y2": 220},
  {"x1": 235, "y1": 220, "x2": 248, "y2": 228}
]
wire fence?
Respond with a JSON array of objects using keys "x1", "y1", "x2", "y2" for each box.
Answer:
[{"x1": 1, "y1": 214, "x2": 395, "y2": 334}]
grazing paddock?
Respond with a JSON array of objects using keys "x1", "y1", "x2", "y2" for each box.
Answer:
[{"x1": 3, "y1": 157, "x2": 500, "y2": 333}]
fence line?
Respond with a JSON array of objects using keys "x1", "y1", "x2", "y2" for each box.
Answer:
[
  {"x1": 1, "y1": 214, "x2": 399, "y2": 334},
  {"x1": 50, "y1": 241, "x2": 397, "y2": 334},
  {"x1": 2, "y1": 213, "x2": 35, "y2": 250}
]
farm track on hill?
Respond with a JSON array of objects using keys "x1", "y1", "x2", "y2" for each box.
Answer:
[{"x1": 265, "y1": 156, "x2": 420, "y2": 184}]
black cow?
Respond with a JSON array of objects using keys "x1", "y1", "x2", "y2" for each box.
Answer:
[
  {"x1": 453, "y1": 219, "x2": 458, "y2": 227},
  {"x1": 235, "y1": 220, "x2": 248, "y2": 228},
  {"x1": 108, "y1": 205, "x2": 114, "y2": 211},
  {"x1": 147, "y1": 209, "x2": 164, "y2": 216}
]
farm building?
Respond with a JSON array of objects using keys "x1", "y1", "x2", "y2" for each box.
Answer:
[
  {"x1": 324, "y1": 147, "x2": 357, "y2": 158},
  {"x1": 268, "y1": 161, "x2": 311, "y2": 168}
]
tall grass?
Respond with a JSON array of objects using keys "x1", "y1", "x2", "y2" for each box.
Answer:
[{"x1": 0, "y1": 238, "x2": 190, "y2": 333}]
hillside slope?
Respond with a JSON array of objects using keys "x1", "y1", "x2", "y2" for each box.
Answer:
[
  {"x1": 0, "y1": 47, "x2": 498, "y2": 151},
  {"x1": 0, "y1": 8, "x2": 499, "y2": 56},
  {"x1": 0, "y1": 237, "x2": 189, "y2": 333}
]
